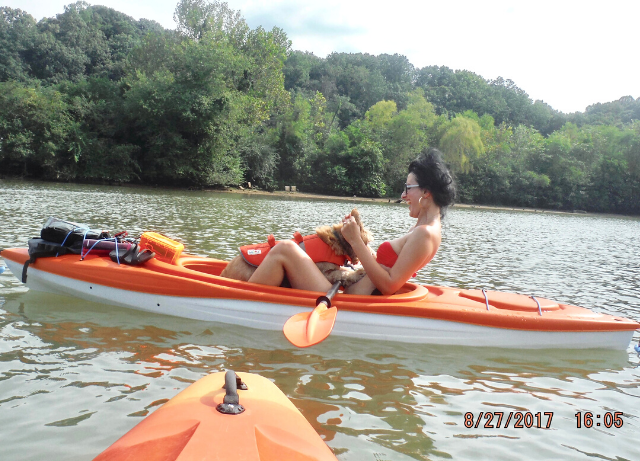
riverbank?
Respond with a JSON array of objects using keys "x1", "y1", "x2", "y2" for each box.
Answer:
[
  {"x1": 209, "y1": 186, "x2": 597, "y2": 216},
  {"x1": 0, "y1": 177, "x2": 627, "y2": 218}
]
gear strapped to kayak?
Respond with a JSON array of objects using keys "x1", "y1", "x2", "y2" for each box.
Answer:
[
  {"x1": 240, "y1": 231, "x2": 350, "y2": 267},
  {"x1": 21, "y1": 217, "x2": 156, "y2": 283},
  {"x1": 2, "y1": 244, "x2": 639, "y2": 350}
]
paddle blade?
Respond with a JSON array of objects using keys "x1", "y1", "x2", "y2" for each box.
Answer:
[{"x1": 283, "y1": 304, "x2": 337, "y2": 348}]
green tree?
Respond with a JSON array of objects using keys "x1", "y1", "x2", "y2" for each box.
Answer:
[
  {"x1": 585, "y1": 124, "x2": 639, "y2": 212},
  {"x1": 508, "y1": 125, "x2": 548, "y2": 206},
  {"x1": 456, "y1": 117, "x2": 512, "y2": 205},
  {"x1": 529, "y1": 124, "x2": 590, "y2": 209},
  {"x1": 343, "y1": 120, "x2": 386, "y2": 196},
  {"x1": 284, "y1": 52, "x2": 411, "y2": 128},
  {"x1": 0, "y1": 7, "x2": 38, "y2": 81},
  {"x1": 274, "y1": 93, "x2": 320, "y2": 186},
  {"x1": 0, "y1": 81, "x2": 73, "y2": 178},
  {"x1": 377, "y1": 53, "x2": 415, "y2": 110},
  {"x1": 173, "y1": 0, "x2": 248, "y2": 43},
  {"x1": 365, "y1": 100, "x2": 397, "y2": 129},
  {"x1": 123, "y1": 1, "x2": 289, "y2": 186},
  {"x1": 438, "y1": 115, "x2": 484, "y2": 173},
  {"x1": 238, "y1": 127, "x2": 278, "y2": 190},
  {"x1": 58, "y1": 77, "x2": 140, "y2": 182},
  {"x1": 581, "y1": 96, "x2": 640, "y2": 127},
  {"x1": 307, "y1": 120, "x2": 386, "y2": 197},
  {"x1": 378, "y1": 90, "x2": 437, "y2": 193},
  {"x1": 415, "y1": 65, "x2": 566, "y2": 134},
  {"x1": 16, "y1": 2, "x2": 155, "y2": 83},
  {"x1": 283, "y1": 50, "x2": 322, "y2": 90}
]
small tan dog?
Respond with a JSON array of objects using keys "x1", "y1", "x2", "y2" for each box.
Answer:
[{"x1": 220, "y1": 208, "x2": 372, "y2": 288}]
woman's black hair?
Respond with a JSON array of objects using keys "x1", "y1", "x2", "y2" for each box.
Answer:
[{"x1": 408, "y1": 147, "x2": 456, "y2": 217}]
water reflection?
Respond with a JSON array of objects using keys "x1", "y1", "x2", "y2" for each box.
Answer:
[
  {"x1": 1, "y1": 180, "x2": 639, "y2": 461},
  {"x1": 2, "y1": 291, "x2": 638, "y2": 460}
]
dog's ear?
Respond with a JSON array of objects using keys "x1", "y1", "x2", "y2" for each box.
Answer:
[
  {"x1": 316, "y1": 224, "x2": 349, "y2": 256},
  {"x1": 316, "y1": 210, "x2": 371, "y2": 262},
  {"x1": 316, "y1": 224, "x2": 336, "y2": 244},
  {"x1": 350, "y1": 208, "x2": 373, "y2": 245}
]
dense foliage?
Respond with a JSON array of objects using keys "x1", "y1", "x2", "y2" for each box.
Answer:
[{"x1": 1, "y1": 1, "x2": 638, "y2": 214}]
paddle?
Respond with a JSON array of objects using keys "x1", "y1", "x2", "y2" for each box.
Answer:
[{"x1": 283, "y1": 282, "x2": 341, "y2": 348}]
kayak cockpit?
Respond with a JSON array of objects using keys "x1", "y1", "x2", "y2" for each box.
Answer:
[
  {"x1": 169, "y1": 255, "x2": 431, "y2": 302},
  {"x1": 178, "y1": 258, "x2": 228, "y2": 276}
]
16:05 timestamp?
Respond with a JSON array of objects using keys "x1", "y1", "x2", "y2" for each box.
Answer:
[{"x1": 575, "y1": 412, "x2": 623, "y2": 428}]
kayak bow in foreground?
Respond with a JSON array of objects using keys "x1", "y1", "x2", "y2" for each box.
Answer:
[{"x1": 94, "y1": 370, "x2": 337, "y2": 461}]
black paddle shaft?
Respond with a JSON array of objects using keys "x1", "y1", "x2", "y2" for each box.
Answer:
[{"x1": 315, "y1": 282, "x2": 341, "y2": 308}]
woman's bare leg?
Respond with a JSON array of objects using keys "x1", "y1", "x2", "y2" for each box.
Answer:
[
  {"x1": 344, "y1": 274, "x2": 377, "y2": 295},
  {"x1": 344, "y1": 265, "x2": 392, "y2": 295},
  {"x1": 248, "y1": 241, "x2": 333, "y2": 292}
]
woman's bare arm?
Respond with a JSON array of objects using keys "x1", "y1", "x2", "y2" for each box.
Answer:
[{"x1": 342, "y1": 217, "x2": 433, "y2": 294}]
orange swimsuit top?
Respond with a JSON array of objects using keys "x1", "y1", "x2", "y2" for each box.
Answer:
[{"x1": 376, "y1": 241, "x2": 417, "y2": 278}]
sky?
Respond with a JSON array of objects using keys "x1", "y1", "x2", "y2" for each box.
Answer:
[{"x1": 5, "y1": 0, "x2": 639, "y2": 114}]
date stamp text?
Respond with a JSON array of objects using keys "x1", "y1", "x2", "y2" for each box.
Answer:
[
  {"x1": 464, "y1": 412, "x2": 554, "y2": 429},
  {"x1": 464, "y1": 411, "x2": 625, "y2": 429}
]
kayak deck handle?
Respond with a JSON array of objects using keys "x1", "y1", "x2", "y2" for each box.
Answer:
[
  {"x1": 222, "y1": 372, "x2": 248, "y2": 391},
  {"x1": 216, "y1": 370, "x2": 246, "y2": 415},
  {"x1": 482, "y1": 290, "x2": 543, "y2": 316},
  {"x1": 530, "y1": 296, "x2": 543, "y2": 316}
]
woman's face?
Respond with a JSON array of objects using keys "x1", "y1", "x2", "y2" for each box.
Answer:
[{"x1": 402, "y1": 173, "x2": 423, "y2": 218}]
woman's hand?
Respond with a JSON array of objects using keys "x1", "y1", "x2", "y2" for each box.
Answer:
[{"x1": 340, "y1": 214, "x2": 361, "y2": 245}]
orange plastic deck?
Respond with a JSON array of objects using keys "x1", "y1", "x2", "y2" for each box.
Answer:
[
  {"x1": 93, "y1": 372, "x2": 337, "y2": 461},
  {"x1": 3, "y1": 247, "x2": 638, "y2": 333}
]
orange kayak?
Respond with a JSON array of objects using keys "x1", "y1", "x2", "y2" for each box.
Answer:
[
  {"x1": 94, "y1": 370, "x2": 337, "y2": 461},
  {"x1": 2, "y1": 247, "x2": 638, "y2": 349}
]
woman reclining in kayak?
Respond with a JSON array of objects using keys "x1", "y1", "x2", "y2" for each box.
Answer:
[{"x1": 248, "y1": 148, "x2": 456, "y2": 295}]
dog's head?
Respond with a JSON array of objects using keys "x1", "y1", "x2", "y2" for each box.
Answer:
[{"x1": 316, "y1": 208, "x2": 373, "y2": 264}]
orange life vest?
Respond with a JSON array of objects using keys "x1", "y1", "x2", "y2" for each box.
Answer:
[{"x1": 239, "y1": 232, "x2": 349, "y2": 267}]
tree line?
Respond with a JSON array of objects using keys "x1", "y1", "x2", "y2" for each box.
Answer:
[{"x1": 1, "y1": 1, "x2": 639, "y2": 214}]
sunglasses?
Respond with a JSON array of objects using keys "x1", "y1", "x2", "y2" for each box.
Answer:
[{"x1": 404, "y1": 183, "x2": 420, "y2": 195}]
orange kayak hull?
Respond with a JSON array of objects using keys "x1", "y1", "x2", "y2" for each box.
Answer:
[
  {"x1": 93, "y1": 371, "x2": 337, "y2": 461},
  {"x1": 2, "y1": 248, "x2": 638, "y2": 349}
]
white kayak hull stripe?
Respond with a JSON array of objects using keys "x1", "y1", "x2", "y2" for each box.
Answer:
[{"x1": 6, "y1": 259, "x2": 633, "y2": 350}]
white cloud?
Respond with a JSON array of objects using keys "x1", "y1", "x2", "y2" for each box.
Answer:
[
  {"x1": 5, "y1": 0, "x2": 639, "y2": 113},
  {"x1": 236, "y1": 0, "x2": 639, "y2": 112}
]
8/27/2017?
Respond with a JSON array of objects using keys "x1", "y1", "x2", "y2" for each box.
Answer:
[
  {"x1": 464, "y1": 412, "x2": 553, "y2": 429},
  {"x1": 575, "y1": 412, "x2": 623, "y2": 428}
]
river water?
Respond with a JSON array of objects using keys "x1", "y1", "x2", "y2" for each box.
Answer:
[{"x1": 0, "y1": 179, "x2": 639, "y2": 461}]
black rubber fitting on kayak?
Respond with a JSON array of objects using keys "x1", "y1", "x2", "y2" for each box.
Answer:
[
  {"x1": 22, "y1": 259, "x2": 33, "y2": 283},
  {"x1": 222, "y1": 373, "x2": 248, "y2": 391},
  {"x1": 315, "y1": 295, "x2": 331, "y2": 308},
  {"x1": 216, "y1": 370, "x2": 245, "y2": 415},
  {"x1": 315, "y1": 281, "x2": 341, "y2": 308},
  {"x1": 216, "y1": 401, "x2": 245, "y2": 414}
]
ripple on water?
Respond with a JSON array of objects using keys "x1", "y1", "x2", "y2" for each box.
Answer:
[{"x1": 0, "y1": 180, "x2": 639, "y2": 461}]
